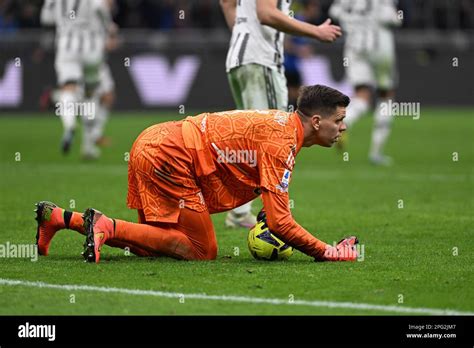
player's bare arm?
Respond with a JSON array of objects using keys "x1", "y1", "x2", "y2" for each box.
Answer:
[
  {"x1": 219, "y1": 0, "x2": 237, "y2": 29},
  {"x1": 378, "y1": 2, "x2": 402, "y2": 27},
  {"x1": 40, "y1": 0, "x2": 56, "y2": 26},
  {"x1": 106, "y1": 22, "x2": 120, "y2": 52},
  {"x1": 256, "y1": 0, "x2": 342, "y2": 42}
]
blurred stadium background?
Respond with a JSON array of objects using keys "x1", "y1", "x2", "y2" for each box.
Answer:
[{"x1": 0, "y1": 0, "x2": 473, "y2": 112}]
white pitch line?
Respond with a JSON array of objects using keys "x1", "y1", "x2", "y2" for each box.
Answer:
[{"x1": 1, "y1": 278, "x2": 473, "y2": 316}]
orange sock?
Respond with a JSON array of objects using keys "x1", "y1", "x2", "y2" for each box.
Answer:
[
  {"x1": 114, "y1": 220, "x2": 198, "y2": 260},
  {"x1": 105, "y1": 239, "x2": 160, "y2": 257},
  {"x1": 61, "y1": 210, "x2": 160, "y2": 257}
]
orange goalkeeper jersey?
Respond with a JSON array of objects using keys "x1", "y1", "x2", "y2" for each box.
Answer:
[{"x1": 127, "y1": 109, "x2": 327, "y2": 258}]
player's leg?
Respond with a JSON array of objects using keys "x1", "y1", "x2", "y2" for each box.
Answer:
[
  {"x1": 90, "y1": 63, "x2": 115, "y2": 148},
  {"x1": 271, "y1": 66, "x2": 289, "y2": 111},
  {"x1": 228, "y1": 203, "x2": 255, "y2": 228},
  {"x1": 118, "y1": 208, "x2": 216, "y2": 260},
  {"x1": 36, "y1": 130, "x2": 163, "y2": 256},
  {"x1": 94, "y1": 91, "x2": 114, "y2": 147},
  {"x1": 34, "y1": 201, "x2": 159, "y2": 257},
  {"x1": 83, "y1": 207, "x2": 217, "y2": 263},
  {"x1": 81, "y1": 63, "x2": 103, "y2": 160},
  {"x1": 369, "y1": 88, "x2": 395, "y2": 166},
  {"x1": 345, "y1": 85, "x2": 372, "y2": 128},
  {"x1": 101, "y1": 209, "x2": 162, "y2": 257},
  {"x1": 80, "y1": 35, "x2": 109, "y2": 159},
  {"x1": 343, "y1": 51, "x2": 373, "y2": 128},
  {"x1": 35, "y1": 201, "x2": 85, "y2": 255},
  {"x1": 227, "y1": 72, "x2": 252, "y2": 223},
  {"x1": 227, "y1": 70, "x2": 245, "y2": 110},
  {"x1": 54, "y1": 59, "x2": 83, "y2": 154},
  {"x1": 238, "y1": 64, "x2": 286, "y2": 110},
  {"x1": 369, "y1": 53, "x2": 397, "y2": 165}
]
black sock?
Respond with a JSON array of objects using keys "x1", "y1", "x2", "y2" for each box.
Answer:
[{"x1": 63, "y1": 210, "x2": 73, "y2": 229}]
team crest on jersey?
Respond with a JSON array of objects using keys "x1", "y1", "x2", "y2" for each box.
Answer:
[{"x1": 276, "y1": 169, "x2": 292, "y2": 193}]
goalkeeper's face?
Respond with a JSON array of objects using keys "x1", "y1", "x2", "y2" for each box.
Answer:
[{"x1": 314, "y1": 106, "x2": 347, "y2": 147}]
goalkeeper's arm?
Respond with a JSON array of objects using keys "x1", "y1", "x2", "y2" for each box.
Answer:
[{"x1": 261, "y1": 189, "x2": 329, "y2": 259}]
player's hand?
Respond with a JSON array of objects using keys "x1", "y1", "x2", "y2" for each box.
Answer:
[
  {"x1": 314, "y1": 236, "x2": 358, "y2": 262},
  {"x1": 106, "y1": 23, "x2": 120, "y2": 52},
  {"x1": 108, "y1": 22, "x2": 119, "y2": 36},
  {"x1": 315, "y1": 19, "x2": 342, "y2": 43}
]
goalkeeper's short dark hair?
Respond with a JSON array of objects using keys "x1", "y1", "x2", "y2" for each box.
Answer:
[{"x1": 297, "y1": 85, "x2": 350, "y2": 118}]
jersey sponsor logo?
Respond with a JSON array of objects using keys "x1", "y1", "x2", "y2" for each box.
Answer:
[{"x1": 235, "y1": 17, "x2": 247, "y2": 24}]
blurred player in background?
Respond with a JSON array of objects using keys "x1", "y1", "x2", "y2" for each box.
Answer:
[
  {"x1": 329, "y1": 0, "x2": 402, "y2": 165},
  {"x1": 220, "y1": 0, "x2": 342, "y2": 228},
  {"x1": 88, "y1": 19, "x2": 118, "y2": 151},
  {"x1": 34, "y1": 85, "x2": 358, "y2": 264},
  {"x1": 284, "y1": 0, "x2": 321, "y2": 107},
  {"x1": 40, "y1": 0, "x2": 116, "y2": 159}
]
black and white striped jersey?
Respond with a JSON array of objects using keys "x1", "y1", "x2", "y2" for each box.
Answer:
[
  {"x1": 41, "y1": 0, "x2": 111, "y2": 61},
  {"x1": 329, "y1": 0, "x2": 401, "y2": 53},
  {"x1": 225, "y1": 0, "x2": 292, "y2": 72}
]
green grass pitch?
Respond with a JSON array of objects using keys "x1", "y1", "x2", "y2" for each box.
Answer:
[{"x1": 0, "y1": 108, "x2": 473, "y2": 315}]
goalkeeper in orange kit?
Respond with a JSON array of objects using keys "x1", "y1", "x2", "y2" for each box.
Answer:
[{"x1": 35, "y1": 84, "x2": 358, "y2": 263}]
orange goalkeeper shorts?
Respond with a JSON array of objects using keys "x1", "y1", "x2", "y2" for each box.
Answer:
[{"x1": 126, "y1": 121, "x2": 207, "y2": 223}]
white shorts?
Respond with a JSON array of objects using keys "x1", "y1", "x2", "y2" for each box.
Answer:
[
  {"x1": 55, "y1": 61, "x2": 113, "y2": 98},
  {"x1": 345, "y1": 49, "x2": 397, "y2": 91},
  {"x1": 54, "y1": 38, "x2": 105, "y2": 87},
  {"x1": 55, "y1": 58, "x2": 103, "y2": 87},
  {"x1": 227, "y1": 63, "x2": 288, "y2": 111},
  {"x1": 54, "y1": 59, "x2": 83, "y2": 86}
]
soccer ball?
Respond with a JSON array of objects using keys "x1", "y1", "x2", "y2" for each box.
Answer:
[{"x1": 247, "y1": 211, "x2": 293, "y2": 261}]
